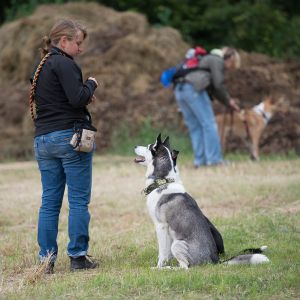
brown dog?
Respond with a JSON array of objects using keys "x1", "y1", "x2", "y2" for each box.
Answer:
[{"x1": 216, "y1": 95, "x2": 287, "y2": 160}]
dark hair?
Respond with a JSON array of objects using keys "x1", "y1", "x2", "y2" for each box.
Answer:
[{"x1": 40, "y1": 19, "x2": 87, "y2": 57}]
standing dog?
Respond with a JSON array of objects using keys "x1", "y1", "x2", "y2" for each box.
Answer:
[
  {"x1": 134, "y1": 134, "x2": 269, "y2": 269},
  {"x1": 216, "y1": 95, "x2": 286, "y2": 160}
]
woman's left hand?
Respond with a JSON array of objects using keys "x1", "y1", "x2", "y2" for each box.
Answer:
[{"x1": 88, "y1": 77, "x2": 98, "y2": 87}]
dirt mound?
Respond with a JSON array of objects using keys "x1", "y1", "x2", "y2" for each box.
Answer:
[
  {"x1": 0, "y1": 2, "x2": 299, "y2": 160},
  {"x1": 222, "y1": 52, "x2": 300, "y2": 155}
]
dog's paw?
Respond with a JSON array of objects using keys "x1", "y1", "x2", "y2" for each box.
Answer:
[
  {"x1": 151, "y1": 266, "x2": 175, "y2": 270},
  {"x1": 152, "y1": 266, "x2": 187, "y2": 271},
  {"x1": 157, "y1": 259, "x2": 169, "y2": 268}
]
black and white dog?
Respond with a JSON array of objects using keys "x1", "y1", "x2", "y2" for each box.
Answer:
[{"x1": 134, "y1": 134, "x2": 269, "y2": 269}]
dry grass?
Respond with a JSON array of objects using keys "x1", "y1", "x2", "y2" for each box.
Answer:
[{"x1": 0, "y1": 155, "x2": 299, "y2": 299}]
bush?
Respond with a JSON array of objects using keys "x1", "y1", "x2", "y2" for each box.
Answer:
[{"x1": 1, "y1": 0, "x2": 300, "y2": 58}]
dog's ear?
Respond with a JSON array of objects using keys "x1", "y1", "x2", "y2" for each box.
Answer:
[
  {"x1": 162, "y1": 136, "x2": 170, "y2": 149},
  {"x1": 172, "y1": 149, "x2": 179, "y2": 159},
  {"x1": 156, "y1": 133, "x2": 162, "y2": 144},
  {"x1": 171, "y1": 149, "x2": 179, "y2": 165},
  {"x1": 270, "y1": 95, "x2": 277, "y2": 104},
  {"x1": 277, "y1": 96, "x2": 290, "y2": 113},
  {"x1": 153, "y1": 133, "x2": 162, "y2": 151}
]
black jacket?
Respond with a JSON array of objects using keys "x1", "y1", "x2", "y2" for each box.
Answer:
[{"x1": 31, "y1": 47, "x2": 97, "y2": 137}]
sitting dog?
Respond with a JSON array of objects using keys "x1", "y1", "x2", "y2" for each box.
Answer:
[
  {"x1": 134, "y1": 134, "x2": 269, "y2": 269},
  {"x1": 216, "y1": 95, "x2": 287, "y2": 160}
]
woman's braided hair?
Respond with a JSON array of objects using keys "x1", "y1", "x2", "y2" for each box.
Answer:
[
  {"x1": 29, "y1": 53, "x2": 51, "y2": 120},
  {"x1": 29, "y1": 19, "x2": 87, "y2": 120}
]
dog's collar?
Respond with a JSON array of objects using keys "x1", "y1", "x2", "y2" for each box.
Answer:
[
  {"x1": 143, "y1": 178, "x2": 175, "y2": 196},
  {"x1": 253, "y1": 103, "x2": 272, "y2": 124}
]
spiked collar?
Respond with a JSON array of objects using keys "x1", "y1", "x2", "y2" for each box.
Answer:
[{"x1": 143, "y1": 177, "x2": 175, "y2": 196}]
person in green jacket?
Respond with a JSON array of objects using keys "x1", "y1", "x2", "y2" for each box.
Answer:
[{"x1": 174, "y1": 47, "x2": 240, "y2": 167}]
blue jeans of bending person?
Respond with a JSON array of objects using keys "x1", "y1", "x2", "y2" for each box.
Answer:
[
  {"x1": 34, "y1": 129, "x2": 93, "y2": 262},
  {"x1": 175, "y1": 83, "x2": 223, "y2": 166}
]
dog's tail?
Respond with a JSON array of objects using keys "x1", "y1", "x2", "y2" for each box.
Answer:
[
  {"x1": 241, "y1": 245, "x2": 268, "y2": 254},
  {"x1": 222, "y1": 245, "x2": 270, "y2": 265}
]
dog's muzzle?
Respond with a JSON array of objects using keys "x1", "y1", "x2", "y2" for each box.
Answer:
[{"x1": 134, "y1": 155, "x2": 145, "y2": 163}]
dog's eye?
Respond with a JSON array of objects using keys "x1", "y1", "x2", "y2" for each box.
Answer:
[
  {"x1": 148, "y1": 144, "x2": 154, "y2": 151},
  {"x1": 150, "y1": 149, "x2": 156, "y2": 156},
  {"x1": 148, "y1": 144, "x2": 157, "y2": 156}
]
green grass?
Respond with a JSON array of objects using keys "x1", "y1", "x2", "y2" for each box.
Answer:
[
  {"x1": 0, "y1": 156, "x2": 299, "y2": 299},
  {"x1": 224, "y1": 150, "x2": 300, "y2": 163},
  {"x1": 109, "y1": 120, "x2": 299, "y2": 165},
  {"x1": 109, "y1": 119, "x2": 193, "y2": 156}
]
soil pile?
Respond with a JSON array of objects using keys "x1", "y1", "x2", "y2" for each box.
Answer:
[{"x1": 0, "y1": 2, "x2": 299, "y2": 160}]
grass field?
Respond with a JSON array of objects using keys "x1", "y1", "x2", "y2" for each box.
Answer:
[{"x1": 0, "y1": 155, "x2": 299, "y2": 299}]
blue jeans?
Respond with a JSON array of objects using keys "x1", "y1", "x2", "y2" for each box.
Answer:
[
  {"x1": 34, "y1": 129, "x2": 93, "y2": 262},
  {"x1": 175, "y1": 83, "x2": 223, "y2": 166}
]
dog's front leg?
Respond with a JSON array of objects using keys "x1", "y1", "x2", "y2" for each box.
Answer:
[
  {"x1": 155, "y1": 223, "x2": 173, "y2": 268},
  {"x1": 250, "y1": 134, "x2": 260, "y2": 161}
]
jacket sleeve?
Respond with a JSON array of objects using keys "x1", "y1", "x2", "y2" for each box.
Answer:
[
  {"x1": 208, "y1": 57, "x2": 230, "y2": 106},
  {"x1": 56, "y1": 57, "x2": 97, "y2": 108}
]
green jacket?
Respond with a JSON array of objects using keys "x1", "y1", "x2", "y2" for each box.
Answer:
[{"x1": 185, "y1": 51, "x2": 230, "y2": 106}]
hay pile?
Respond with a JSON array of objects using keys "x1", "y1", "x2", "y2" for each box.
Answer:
[
  {"x1": 223, "y1": 52, "x2": 300, "y2": 155},
  {"x1": 0, "y1": 2, "x2": 299, "y2": 160}
]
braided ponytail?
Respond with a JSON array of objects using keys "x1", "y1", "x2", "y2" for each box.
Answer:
[
  {"x1": 29, "y1": 53, "x2": 51, "y2": 120},
  {"x1": 40, "y1": 35, "x2": 52, "y2": 58}
]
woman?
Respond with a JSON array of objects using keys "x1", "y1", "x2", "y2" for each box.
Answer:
[
  {"x1": 31, "y1": 19, "x2": 98, "y2": 273},
  {"x1": 174, "y1": 47, "x2": 241, "y2": 168}
]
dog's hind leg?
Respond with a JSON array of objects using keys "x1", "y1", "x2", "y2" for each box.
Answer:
[
  {"x1": 171, "y1": 240, "x2": 191, "y2": 269},
  {"x1": 218, "y1": 124, "x2": 227, "y2": 153},
  {"x1": 155, "y1": 223, "x2": 173, "y2": 268},
  {"x1": 243, "y1": 139, "x2": 257, "y2": 161},
  {"x1": 204, "y1": 216, "x2": 224, "y2": 254}
]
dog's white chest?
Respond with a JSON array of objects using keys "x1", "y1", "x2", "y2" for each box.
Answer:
[
  {"x1": 146, "y1": 193, "x2": 161, "y2": 223},
  {"x1": 253, "y1": 102, "x2": 272, "y2": 123}
]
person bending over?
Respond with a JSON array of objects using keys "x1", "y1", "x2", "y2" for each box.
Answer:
[{"x1": 174, "y1": 47, "x2": 240, "y2": 167}]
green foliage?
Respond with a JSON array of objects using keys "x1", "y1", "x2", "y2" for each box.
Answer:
[
  {"x1": 109, "y1": 118, "x2": 192, "y2": 156},
  {"x1": 1, "y1": 0, "x2": 300, "y2": 58},
  {"x1": 4, "y1": 0, "x2": 67, "y2": 21},
  {"x1": 230, "y1": 2, "x2": 300, "y2": 58}
]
